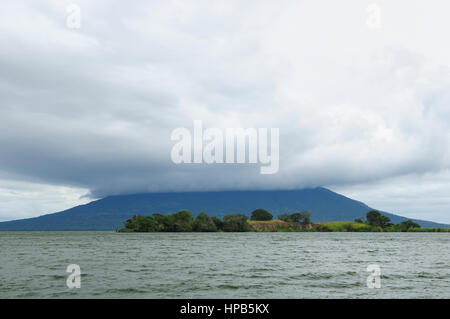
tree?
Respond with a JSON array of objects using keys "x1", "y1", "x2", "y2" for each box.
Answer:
[
  {"x1": 124, "y1": 215, "x2": 138, "y2": 230},
  {"x1": 366, "y1": 210, "x2": 381, "y2": 226},
  {"x1": 278, "y1": 214, "x2": 292, "y2": 222},
  {"x1": 169, "y1": 210, "x2": 194, "y2": 232},
  {"x1": 290, "y1": 211, "x2": 311, "y2": 224},
  {"x1": 366, "y1": 210, "x2": 392, "y2": 228},
  {"x1": 193, "y1": 212, "x2": 217, "y2": 232},
  {"x1": 397, "y1": 220, "x2": 420, "y2": 232},
  {"x1": 250, "y1": 209, "x2": 273, "y2": 221},
  {"x1": 223, "y1": 214, "x2": 250, "y2": 232},
  {"x1": 354, "y1": 218, "x2": 364, "y2": 223},
  {"x1": 211, "y1": 216, "x2": 224, "y2": 231},
  {"x1": 124, "y1": 215, "x2": 156, "y2": 232},
  {"x1": 152, "y1": 213, "x2": 171, "y2": 231}
]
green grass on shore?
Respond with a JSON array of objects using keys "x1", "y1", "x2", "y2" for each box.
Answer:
[
  {"x1": 249, "y1": 220, "x2": 450, "y2": 232},
  {"x1": 317, "y1": 221, "x2": 374, "y2": 232}
]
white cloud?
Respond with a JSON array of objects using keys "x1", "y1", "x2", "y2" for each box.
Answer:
[
  {"x1": 330, "y1": 170, "x2": 450, "y2": 224},
  {"x1": 0, "y1": 179, "x2": 90, "y2": 221}
]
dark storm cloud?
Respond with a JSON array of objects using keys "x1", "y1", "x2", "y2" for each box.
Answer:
[{"x1": 1, "y1": 1, "x2": 450, "y2": 222}]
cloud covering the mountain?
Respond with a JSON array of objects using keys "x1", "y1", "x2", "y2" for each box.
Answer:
[{"x1": 1, "y1": 0, "x2": 450, "y2": 222}]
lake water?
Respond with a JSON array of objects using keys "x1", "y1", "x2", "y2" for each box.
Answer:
[{"x1": 0, "y1": 232, "x2": 449, "y2": 298}]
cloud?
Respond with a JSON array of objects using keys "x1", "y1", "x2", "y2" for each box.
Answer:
[
  {"x1": 330, "y1": 170, "x2": 450, "y2": 224},
  {"x1": 0, "y1": 0, "x2": 450, "y2": 221},
  {"x1": 0, "y1": 179, "x2": 89, "y2": 221}
]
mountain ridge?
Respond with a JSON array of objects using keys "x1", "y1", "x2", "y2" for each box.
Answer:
[{"x1": 0, "y1": 187, "x2": 448, "y2": 230}]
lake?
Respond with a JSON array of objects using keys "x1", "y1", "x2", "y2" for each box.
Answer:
[{"x1": 0, "y1": 232, "x2": 449, "y2": 298}]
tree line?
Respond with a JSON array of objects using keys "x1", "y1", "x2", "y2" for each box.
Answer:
[
  {"x1": 118, "y1": 208, "x2": 428, "y2": 232},
  {"x1": 119, "y1": 210, "x2": 250, "y2": 232},
  {"x1": 353, "y1": 210, "x2": 422, "y2": 232}
]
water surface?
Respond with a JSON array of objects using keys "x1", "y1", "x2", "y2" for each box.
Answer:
[{"x1": 0, "y1": 232, "x2": 449, "y2": 298}]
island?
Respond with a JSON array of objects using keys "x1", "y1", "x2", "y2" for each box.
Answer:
[{"x1": 118, "y1": 209, "x2": 450, "y2": 233}]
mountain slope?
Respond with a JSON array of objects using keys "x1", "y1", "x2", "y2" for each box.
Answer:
[{"x1": 0, "y1": 187, "x2": 448, "y2": 230}]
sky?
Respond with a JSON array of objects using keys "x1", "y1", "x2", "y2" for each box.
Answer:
[{"x1": 1, "y1": 0, "x2": 450, "y2": 223}]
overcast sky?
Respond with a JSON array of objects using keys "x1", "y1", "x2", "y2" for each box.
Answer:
[{"x1": 1, "y1": 0, "x2": 450, "y2": 223}]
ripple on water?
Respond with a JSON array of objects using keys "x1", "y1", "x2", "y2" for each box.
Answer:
[{"x1": 1, "y1": 232, "x2": 449, "y2": 298}]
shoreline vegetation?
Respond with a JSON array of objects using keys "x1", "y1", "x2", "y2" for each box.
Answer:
[{"x1": 118, "y1": 209, "x2": 450, "y2": 233}]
